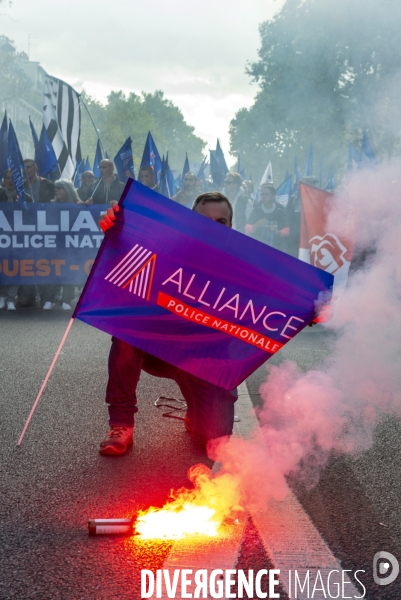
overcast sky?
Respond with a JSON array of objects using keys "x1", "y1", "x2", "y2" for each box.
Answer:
[{"x1": 3, "y1": 0, "x2": 283, "y2": 160}]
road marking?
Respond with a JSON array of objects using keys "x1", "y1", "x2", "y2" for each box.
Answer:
[{"x1": 236, "y1": 380, "x2": 359, "y2": 599}]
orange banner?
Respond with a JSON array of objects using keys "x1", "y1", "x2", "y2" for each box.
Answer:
[{"x1": 157, "y1": 291, "x2": 283, "y2": 354}]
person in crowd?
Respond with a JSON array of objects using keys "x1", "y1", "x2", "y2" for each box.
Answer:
[
  {"x1": 41, "y1": 284, "x2": 75, "y2": 311},
  {"x1": 172, "y1": 172, "x2": 198, "y2": 208},
  {"x1": 195, "y1": 177, "x2": 205, "y2": 195},
  {"x1": 0, "y1": 169, "x2": 33, "y2": 309},
  {"x1": 243, "y1": 180, "x2": 255, "y2": 202},
  {"x1": 40, "y1": 180, "x2": 81, "y2": 310},
  {"x1": 138, "y1": 165, "x2": 159, "y2": 190},
  {"x1": 76, "y1": 171, "x2": 96, "y2": 201},
  {"x1": 245, "y1": 182, "x2": 289, "y2": 252},
  {"x1": 0, "y1": 168, "x2": 32, "y2": 204},
  {"x1": 80, "y1": 159, "x2": 125, "y2": 205},
  {"x1": 222, "y1": 172, "x2": 249, "y2": 234},
  {"x1": 23, "y1": 159, "x2": 55, "y2": 202},
  {"x1": 97, "y1": 192, "x2": 237, "y2": 456},
  {"x1": 52, "y1": 179, "x2": 80, "y2": 204}
]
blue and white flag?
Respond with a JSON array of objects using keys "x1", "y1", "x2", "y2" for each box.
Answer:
[
  {"x1": 7, "y1": 120, "x2": 27, "y2": 208},
  {"x1": 93, "y1": 139, "x2": 103, "y2": 179},
  {"x1": 43, "y1": 75, "x2": 80, "y2": 179},
  {"x1": 114, "y1": 137, "x2": 135, "y2": 183}
]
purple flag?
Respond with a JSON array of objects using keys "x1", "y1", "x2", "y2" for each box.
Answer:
[{"x1": 74, "y1": 180, "x2": 333, "y2": 389}]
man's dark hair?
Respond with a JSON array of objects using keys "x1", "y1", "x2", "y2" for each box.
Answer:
[
  {"x1": 192, "y1": 192, "x2": 233, "y2": 223},
  {"x1": 138, "y1": 165, "x2": 154, "y2": 176},
  {"x1": 23, "y1": 159, "x2": 37, "y2": 168}
]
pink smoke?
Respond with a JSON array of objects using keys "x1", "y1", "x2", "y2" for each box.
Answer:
[{"x1": 209, "y1": 164, "x2": 401, "y2": 504}]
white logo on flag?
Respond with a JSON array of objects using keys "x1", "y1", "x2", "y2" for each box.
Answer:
[
  {"x1": 105, "y1": 244, "x2": 157, "y2": 300},
  {"x1": 309, "y1": 234, "x2": 347, "y2": 274}
]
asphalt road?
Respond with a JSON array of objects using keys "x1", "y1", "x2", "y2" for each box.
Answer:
[{"x1": 1, "y1": 309, "x2": 400, "y2": 599}]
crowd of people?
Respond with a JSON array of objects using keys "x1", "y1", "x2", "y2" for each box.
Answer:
[{"x1": 0, "y1": 156, "x2": 305, "y2": 311}]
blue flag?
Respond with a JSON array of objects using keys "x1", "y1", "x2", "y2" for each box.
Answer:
[
  {"x1": 159, "y1": 155, "x2": 169, "y2": 198},
  {"x1": 166, "y1": 152, "x2": 176, "y2": 197},
  {"x1": 236, "y1": 154, "x2": 246, "y2": 179},
  {"x1": 36, "y1": 125, "x2": 60, "y2": 180},
  {"x1": 84, "y1": 156, "x2": 91, "y2": 172},
  {"x1": 182, "y1": 152, "x2": 190, "y2": 180},
  {"x1": 325, "y1": 164, "x2": 336, "y2": 191},
  {"x1": 197, "y1": 157, "x2": 209, "y2": 192},
  {"x1": 0, "y1": 112, "x2": 8, "y2": 178},
  {"x1": 360, "y1": 133, "x2": 377, "y2": 165},
  {"x1": 210, "y1": 140, "x2": 229, "y2": 189},
  {"x1": 74, "y1": 159, "x2": 85, "y2": 188},
  {"x1": 175, "y1": 173, "x2": 182, "y2": 191},
  {"x1": 73, "y1": 180, "x2": 333, "y2": 390},
  {"x1": 276, "y1": 174, "x2": 292, "y2": 208},
  {"x1": 7, "y1": 120, "x2": 27, "y2": 208},
  {"x1": 93, "y1": 139, "x2": 103, "y2": 178},
  {"x1": 292, "y1": 157, "x2": 302, "y2": 196},
  {"x1": 304, "y1": 143, "x2": 313, "y2": 177},
  {"x1": 140, "y1": 131, "x2": 162, "y2": 184},
  {"x1": 347, "y1": 143, "x2": 360, "y2": 172},
  {"x1": 158, "y1": 154, "x2": 176, "y2": 199},
  {"x1": 114, "y1": 137, "x2": 135, "y2": 183},
  {"x1": 29, "y1": 117, "x2": 39, "y2": 149}
]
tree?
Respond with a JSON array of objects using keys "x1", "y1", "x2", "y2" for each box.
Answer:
[
  {"x1": 230, "y1": 0, "x2": 401, "y2": 183},
  {"x1": 80, "y1": 90, "x2": 205, "y2": 171}
]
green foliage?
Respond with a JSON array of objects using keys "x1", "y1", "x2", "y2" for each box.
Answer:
[
  {"x1": 230, "y1": 0, "x2": 401, "y2": 183},
  {"x1": 80, "y1": 90, "x2": 205, "y2": 170}
]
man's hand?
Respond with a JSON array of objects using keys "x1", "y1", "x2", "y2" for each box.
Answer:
[
  {"x1": 99, "y1": 205, "x2": 120, "y2": 232},
  {"x1": 85, "y1": 197, "x2": 94, "y2": 205}
]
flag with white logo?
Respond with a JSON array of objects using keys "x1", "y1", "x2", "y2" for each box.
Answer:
[
  {"x1": 298, "y1": 182, "x2": 355, "y2": 292},
  {"x1": 74, "y1": 181, "x2": 333, "y2": 390}
]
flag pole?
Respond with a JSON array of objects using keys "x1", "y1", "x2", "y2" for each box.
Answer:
[
  {"x1": 17, "y1": 317, "x2": 75, "y2": 446},
  {"x1": 79, "y1": 95, "x2": 106, "y2": 156}
]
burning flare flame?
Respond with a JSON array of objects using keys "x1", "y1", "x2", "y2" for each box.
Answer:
[
  {"x1": 135, "y1": 463, "x2": 243, "y2": 540},
  {"x1": 136, "y1": 503, "x2": 219, "y2": 540}
]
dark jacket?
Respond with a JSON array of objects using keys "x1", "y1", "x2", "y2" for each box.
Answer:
[
  {"x1": 86, "y1": 175, "x2": 125, "y2": 204},
  {"x1": 0, "y1": 189, "x2": 33, "y2": 203},
  {"x1": 24, "y1": 177, "x2": 55, "y2": 203},
  {"x1": 246, "y1": 202, "x2": 289, "y2": 252}
]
